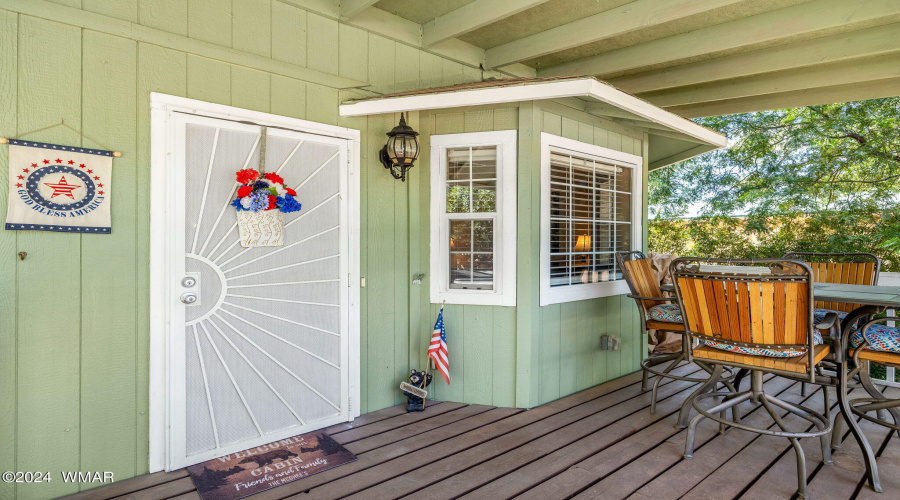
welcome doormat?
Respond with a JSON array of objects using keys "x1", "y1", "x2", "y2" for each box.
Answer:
[{"x1": 187, "y1": 431, "x2": 357, "y2": 500}]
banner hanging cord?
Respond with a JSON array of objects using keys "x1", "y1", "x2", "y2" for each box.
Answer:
[{"x1": 0, "y1": 119, "x2": 122, "y2": 157}]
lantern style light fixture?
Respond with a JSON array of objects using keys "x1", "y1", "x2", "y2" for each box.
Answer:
[{"x1": 380, "y1": 112, "x2": 419, "y2": 182}]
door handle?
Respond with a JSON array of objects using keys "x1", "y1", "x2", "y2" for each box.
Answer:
[{"x1": 180, "y1": 292, "x2": 198, "y2": 304}]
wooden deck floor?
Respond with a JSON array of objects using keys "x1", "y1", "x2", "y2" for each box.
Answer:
[{"x1": 63, "y1": 364, "x2": 900, "y2": 500}]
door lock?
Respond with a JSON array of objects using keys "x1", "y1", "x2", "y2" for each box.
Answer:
[
  {"x1": 181, "y1": 276, "x2": 197, "y2": 287},
  {"x1": 180, "y1": 292, "x2": 198, "y2": 304}
]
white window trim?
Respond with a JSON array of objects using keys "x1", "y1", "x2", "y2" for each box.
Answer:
[
  {"x1": 430, "y1": 130, "x2": 517, "y2": 306},
  {"x1": 540, "y1": 132, "x2": 643, "y2": 306}
]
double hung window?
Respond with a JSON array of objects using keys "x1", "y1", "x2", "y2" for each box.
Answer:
[{"x1": 430, "y1": 131, "x2": 517, "y2": 306}]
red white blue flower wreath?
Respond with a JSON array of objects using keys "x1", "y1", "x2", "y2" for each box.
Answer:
[{"x1": 231, "y1": 169, "x2": 302, "y2": 214}]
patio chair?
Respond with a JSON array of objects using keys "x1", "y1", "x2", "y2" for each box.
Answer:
[
  {"x1": 671, "y1": 257, "x2": 834, "y2": 500},
  {"x1": 783, "y1": 251, "x2": 880, "y2": 316},
  {"x1": 783, "y1": 252, "x2": 885, "y2": 400},
  {"x1": 616, "y1": 251, "x2": 734, "y2": 416},
  {"x1": 842, "y1": 316, "x2": 900, "y2": 438}
]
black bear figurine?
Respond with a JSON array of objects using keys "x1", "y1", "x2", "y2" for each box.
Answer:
[{"x1": 403, "y1": 368, "x2": 432, "y2": 412}]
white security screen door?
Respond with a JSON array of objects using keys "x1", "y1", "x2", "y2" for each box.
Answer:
[{"x1": 160, "y1": 108, "x2": 356, "y2": 470}]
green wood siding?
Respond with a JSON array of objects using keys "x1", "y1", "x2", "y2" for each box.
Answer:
[
  {"x1": 0, "y1": 2, "x2": 484, "y2": 497},
  {"x1": 530, "y1": 102, "x2": 645, "y2": 406},
  {"x1": 415, "y1": 105, "x2": 520, "y2": 408},
  {"x1": 0, "y1": 2, "x2": 649, "y2": 495}
]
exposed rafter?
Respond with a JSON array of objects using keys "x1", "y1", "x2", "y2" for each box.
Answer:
[
  {"x1": 641, "y1": 53, "x2": 900, "y2": 108},
  {"x1": 484, "y1": 0, "x2": 748, "y2": 69},
  {"x1": 610, "y1": 23, "x2": 900, "y2": 94},
  {"x1": 340, "y1": 0, "x2": 379, "y2": 19},
  {"x1": 423, "y1": 0, "x2": 549, "y2": 46},
  {"x1": 539, "y1": 0, "x2": 900, "y2": 78},
  {"x1": 665, "y1": 77, "x2": 900, "y2": 118}
]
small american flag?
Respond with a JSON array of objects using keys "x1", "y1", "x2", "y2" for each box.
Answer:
[{"x1": 428, "y1": 306, "x2": 450, "y2": 384}]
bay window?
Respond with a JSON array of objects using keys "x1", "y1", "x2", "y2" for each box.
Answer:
[{"x1": 540, "y1": 133, "x2": 643, "y2": 306}]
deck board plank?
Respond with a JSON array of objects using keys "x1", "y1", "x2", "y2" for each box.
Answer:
[
  {"x1": 59, "y1": 366, "x2": 899, "y2": 500},
  {"x1": 420, "y1": 370, "x2": 711, "y2": 499},
  {"x1": 331, "y1": 402, "x2": 469, "y2": 445},
  {"x1": 320, "y1": 368, "x2": 702, "y2": 499},
  {"x1": 60, "y1": 470, "x2": 189, "y2": 500},
  {"x1": 582, "y1": 377, "x2": 815, "y2": 500},
  {"x1": 467, "y1": 375, "x2": 785, "y2": 500},
  {"x1": 625, "y1": 378, "x2": 818, "y2": 499}
]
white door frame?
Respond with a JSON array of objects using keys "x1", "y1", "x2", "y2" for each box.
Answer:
[{"x1": 148, "y1": 93, "x2": 361, "y2": 472}]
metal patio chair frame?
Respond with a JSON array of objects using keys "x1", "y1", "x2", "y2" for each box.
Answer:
[
  {"x1": 780, "y1": 252, "x2": 898, "y2": 426},
  {"x1": 616, "y1": 251, "x2": 734, "y2": 419},
  {"x1": 671, "y1": 257, "x2": 838, "y2": 500},
  {"x1": 841, "y1": 316, "x2": 900, "y2": 438}
]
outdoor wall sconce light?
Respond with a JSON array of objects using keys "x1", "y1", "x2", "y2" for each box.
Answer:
[{"x1": 380, "y1": 113, "x2": 419, "y2": 182}]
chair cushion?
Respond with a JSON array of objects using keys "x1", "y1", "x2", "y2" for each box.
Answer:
[
  {"x1": 647, "y1": 303, "x2": 683, "y2": 323},
  {"x1": 850, "y1": 323, "x2": 900, "y2": 353},
  {"x1": 700, "y1": 330, "x2": 824, "y2": 358},
  {"x1": 813, "y1": 308, "x2": 848, "y2": 325}
]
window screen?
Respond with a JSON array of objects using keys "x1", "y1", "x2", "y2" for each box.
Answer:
[{"x1": 548, "y1": 151, "x2": 632, "y2": 287}]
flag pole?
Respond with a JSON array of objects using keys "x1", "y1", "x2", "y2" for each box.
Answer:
[{"x1": 422, "y1": 301, "x2": 445, "y2": 409}]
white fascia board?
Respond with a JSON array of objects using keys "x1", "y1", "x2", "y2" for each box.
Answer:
[
  {"x1": 340, "y1": 79, "x2": 595, "y2": 117},
  {"x1": 339, "y1": 78, "x2": 726, "y2": 148}
]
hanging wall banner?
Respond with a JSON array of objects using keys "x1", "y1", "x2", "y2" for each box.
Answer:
[{"x1": 5, "y1": 139, "x2": 113, "y2": 233}]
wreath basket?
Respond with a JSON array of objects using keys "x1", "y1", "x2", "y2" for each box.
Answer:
[
  {"x1": 237, "y1": 210, "x2": 285, "y2": 247},
  {"x1": 232, "y1": 127, "x2": 301, "y2": 248}
]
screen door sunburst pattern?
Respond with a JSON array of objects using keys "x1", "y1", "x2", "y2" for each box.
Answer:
[{"x1": 166, "y1": 113, "x2": 352, "y2": 469}]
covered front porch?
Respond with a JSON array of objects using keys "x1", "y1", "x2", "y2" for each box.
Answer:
[{"x1": 65, "y1": 366, "x2": 898, "y2": 499}]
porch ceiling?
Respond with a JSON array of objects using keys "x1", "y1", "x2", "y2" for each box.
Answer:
[{"x1": 344, "y1": 0, "x2": 900, "y2": 116}]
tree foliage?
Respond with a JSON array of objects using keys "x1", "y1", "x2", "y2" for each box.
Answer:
[{"x1": 649, "y1": 97, "x2": 900, "y2": 270}]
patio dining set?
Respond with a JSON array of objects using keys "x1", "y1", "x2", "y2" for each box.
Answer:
[{"x1": 617, "y1": 251, "x2": 900, "y2": 500}]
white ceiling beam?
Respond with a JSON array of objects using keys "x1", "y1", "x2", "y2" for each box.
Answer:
[
  {"x1": 423, "y1": 0, "x2": 549, "y2": 46},
  {"x1": 665, "y1": 77, "x2": 900, "y2": 118},
  {"x1": 340, "y1": 0, "x2": 379, "y2": 19},
  {"x1": 484, "y1": 0, "x2": 748, "y2": 69},
  {"x1": 610, "y1": 22, "x2": 900, "y2": 94},
  {"x1": 640, "y1": 53, "x2": 900, "y2": 107},
  {"x1": 539, "y1": 0, "x2": 900, "y2": 78}
]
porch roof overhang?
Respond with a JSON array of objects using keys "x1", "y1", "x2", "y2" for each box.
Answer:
[{"x1": 339, "y1": 76, "x2": 726, "y2": 170}]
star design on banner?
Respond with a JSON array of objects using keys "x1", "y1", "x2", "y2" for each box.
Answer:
[
  {"x1": 17, "y1": 175, "x2": 23, "y2": 180},
  {"x1": 79, "y1": 164, "x2": 85, "y2": 168},
  {"x1": 15, "y1": 183, "x2": 22, "y2": 188},
  {"x1": 42, "y1": 159, "x2": 49, "y2": 164},
  {"x1": 86, "y1": 169, "x2": 93, "y2": 174},
  {"x1": 31, "y1": 163, "x2": 37, "y2": 167},
  {"x1": 55, "y1": 158, "x2": 61, "y2": 163},
  {"x1": 98, "y1": 191, "x2": 104, "y2": 195},
  {"x1": 23, "y1": 168, "x2": 30, "y2": 174},
  {"x1": 43, "y1": 176, "x2": 82, "y2": 199},
  {"x1": 67, "y1": 160, "x2": 74, "y2": 165},
  {"x1": 93, "y1": 176, "x2": 100, "y2": 181}
]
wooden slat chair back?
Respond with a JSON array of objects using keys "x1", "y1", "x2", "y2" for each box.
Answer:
[
  {"x1": 784, "y1": 252, "x2": 880, "y2": 313},
  {"x1": 672, "y1": 258, "x2": 828, "y2": 377},
  {"x1": 617, "y1": 252, "x2": 664, "y2": 312}
]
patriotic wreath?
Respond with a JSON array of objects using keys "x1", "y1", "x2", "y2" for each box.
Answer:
[{"x1": 230, "y1": 169, "x2": 302, "y2": 213}]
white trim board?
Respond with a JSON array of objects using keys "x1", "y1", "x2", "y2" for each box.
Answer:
[
  {"x1": 339, "y1": 78, "x2": 726, "y2": 149},
  {"x1": 148, "y1": 93, "x2": 362, "y2": 472}
]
